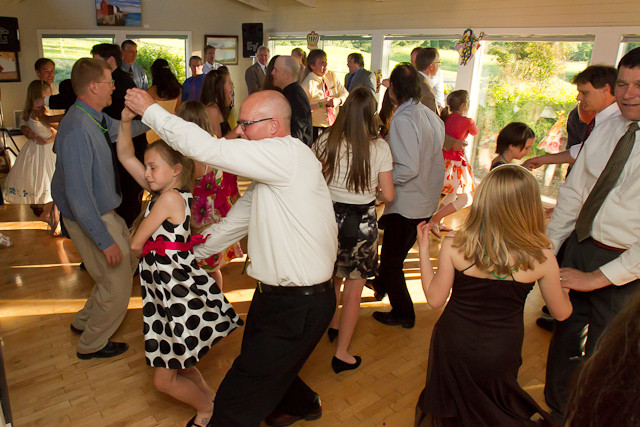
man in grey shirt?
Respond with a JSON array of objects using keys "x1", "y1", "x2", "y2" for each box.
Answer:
[
  {"x1": 52, "y1": 58, "x2": 147, "y2": 360},
  {"x1": 371, "y1": 63, "x2": 445, "y2": 329}
]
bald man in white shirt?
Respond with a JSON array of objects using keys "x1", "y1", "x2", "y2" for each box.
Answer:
[{"x1": 125, "y1": 88, "x2": 338, "y2": 427}]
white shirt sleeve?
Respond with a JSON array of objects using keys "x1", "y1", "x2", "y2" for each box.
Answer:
[
  {"x1": 194, "y1": 185, "x2": 253, "y2": 258},
  {"x1": 142, "y1": 104, "x2": 295, "y2": 186}
]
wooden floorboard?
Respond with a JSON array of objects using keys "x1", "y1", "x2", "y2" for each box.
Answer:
[{"x1": 0, "y1": 197, "x2": 554, "y2": 426}]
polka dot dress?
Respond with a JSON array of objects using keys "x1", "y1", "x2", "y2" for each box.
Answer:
[{"x1": 139, "y1": 190, "x2": 243, "y2": 369}]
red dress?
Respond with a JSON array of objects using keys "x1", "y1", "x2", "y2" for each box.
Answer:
[{"x1": 442, "y1": 113, "x2": 479, "y2": 195}]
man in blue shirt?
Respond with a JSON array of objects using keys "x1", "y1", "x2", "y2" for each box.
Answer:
[
  {"x1": 181, "y1": 55, "x2": 205, "y2": 102},
  {"x1": 52, "y1": 58, "x2": 147, "y2": 360}
]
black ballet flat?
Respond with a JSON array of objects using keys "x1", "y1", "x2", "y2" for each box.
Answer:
[
  {"x1": 332, "y1": 356, "x2": 361, "y2": 373},
  {"x1": 327, "y1": 327, "x2": 339, "y2": 342}
]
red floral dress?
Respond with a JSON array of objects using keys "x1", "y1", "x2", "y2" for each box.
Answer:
[
  {"x1": 442, "y1": 113, "x2": 479, "y2": 195},
  {"x1": 191, "y1": 168, "x2": 242, "y2": 271}
]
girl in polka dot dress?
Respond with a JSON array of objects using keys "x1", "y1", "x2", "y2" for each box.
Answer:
[{"x1": 117, "y1": 107, "x2": 243, "y2": 427}]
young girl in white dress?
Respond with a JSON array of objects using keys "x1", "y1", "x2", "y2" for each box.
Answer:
[
  {"x1": 117, "y1": 107, "x2": 243, "y2": 427},
  {"x1": 3, "y1": 80, "x2": 60, "y2": 233}
]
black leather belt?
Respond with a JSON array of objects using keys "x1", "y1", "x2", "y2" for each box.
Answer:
[{"x1": 256, "y1": 280, "x2": 332, "y2": 295}]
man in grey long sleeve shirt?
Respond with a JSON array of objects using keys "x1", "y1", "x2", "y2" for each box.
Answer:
[
  {"x1": 52, "y1": 58, "x2": 146, "y2": 360},
  {"x1": 371, "y1": 63, "x2": 445, "y2": 328}
]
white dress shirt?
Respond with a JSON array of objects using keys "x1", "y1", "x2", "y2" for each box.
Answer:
[
  {"x1": 425, "y1": 70, "x2": 445, "y2": 109},
  {"x1": 547, "y1": 111, "x2": 640, "y2": 285},
  {"x1": 142, "y1": 104, "x2": 338, "y2": 286},
  {"x1": 568, "y1": 102, "x2": 620, "y2": 159},
  {"x1": 384, "y1": 100, "x2": 445, "y2": 219},
  {"x1": 202, "y1": 61, "x2": 222, "y2": 74}
]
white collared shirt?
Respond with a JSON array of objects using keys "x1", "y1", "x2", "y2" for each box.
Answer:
[
  {"x1": 142, "y1": 104, "x2": 338, "y2": 286},
  {"x1": 202, "y1": 61, "x2": 222, "y2": 74},
  {"x1": 569, "y1": 102, "x2": 621, "y2": 159},
  {"x1": 547, "y1": 110, "x2": 640, "y2": 285}
]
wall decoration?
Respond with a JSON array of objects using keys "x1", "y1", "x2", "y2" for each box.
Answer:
[
  {"x1": 307, "y1": 31, "x2": 320, "y2": 50},
  {"x1": 96, "y1": 0, "x2": 142, "y2": 27},
  {"x1": 204, "y1": 35, "x2": 238, "y2": 65},
  {"x1": 455, "y1": 28, "x2": 484, "y2": 66},
  {"x1": 0, "y1": 51, "x2": 20, "y2": 82}
]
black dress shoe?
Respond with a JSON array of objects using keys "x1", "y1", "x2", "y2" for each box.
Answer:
[
  {"x1": 77, "y1": 341, "x2": 128, "y2": 360},
  {"x1": 332, "y1": 356, "x2": 361, "y2": 373},
  {"x1": 372, "y1": 311, "x2": 415, "y2": 328},
  {"x1": 365, "y1": 279, "x2": 385, "y2": 301},
  {"x1": 536, "y1": 314, "x2": 555, "y2": 332},
  {"x1": 327, "y1": 327, "x2": 338, "y2": 342},
  {"x1": 265, "y1": 397, "x2": 322, "y2": 427},
  {"x1": 70, "y1": 324, "x2": 84, "y2": 335}
]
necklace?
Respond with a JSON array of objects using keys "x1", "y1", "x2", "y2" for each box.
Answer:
[{"x1": 74, "y1": 104, "x2": 108, "y2": 133}]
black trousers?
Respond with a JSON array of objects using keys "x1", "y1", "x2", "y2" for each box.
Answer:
[
  {"x1": 544, "y1": 231, "x2": 640, "y2": 423},
  {"x1": 211, "y1": 285, "x2": 336, "y2": 426},
  {"x1": 115, "y1": 134, "x2": 147, "y2": 227},
  {"x1": 374, "y1": 213, "x2": 429, "y2": 320}
]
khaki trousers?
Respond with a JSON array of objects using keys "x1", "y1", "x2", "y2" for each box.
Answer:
[{"x1": 64, "y1": 212, "x2": 137, "y2": 354}]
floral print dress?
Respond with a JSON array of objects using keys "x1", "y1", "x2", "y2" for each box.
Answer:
[{"x1": 191, "y1": 167, "x2": 242, "y2": 272}]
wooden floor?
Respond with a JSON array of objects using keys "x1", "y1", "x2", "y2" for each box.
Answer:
[{"x1": 0, "y1": 196, "x2": 555, "y2": 426}]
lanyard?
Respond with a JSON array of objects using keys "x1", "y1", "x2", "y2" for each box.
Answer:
[{"x1": 74, "y1": 104, "x2": 108, "y2": 133}]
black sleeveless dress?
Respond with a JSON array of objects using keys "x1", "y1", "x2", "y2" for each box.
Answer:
[{"x1": 416, "y1": 269, "x2": 552, "y2": 426}]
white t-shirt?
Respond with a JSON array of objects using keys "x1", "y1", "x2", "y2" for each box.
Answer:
[{"x1": 315, "y1": 136, "x2": 393, "y2": 204}]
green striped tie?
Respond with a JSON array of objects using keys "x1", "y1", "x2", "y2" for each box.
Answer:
[{"x1": 575, "y1": 121, "x2": 638, "y2": 242}]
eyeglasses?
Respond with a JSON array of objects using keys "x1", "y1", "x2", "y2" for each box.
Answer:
[
  {"x1": 237, "y1": 117, "x2": 273, "y2": 131},
  {"x1": 96, "y1": 80, "x2": 115, "y2": 86}
]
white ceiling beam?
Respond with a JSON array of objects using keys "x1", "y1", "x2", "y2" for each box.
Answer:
[{"x1": 236, "y1": 0, "x2": 270, "y2": 11}]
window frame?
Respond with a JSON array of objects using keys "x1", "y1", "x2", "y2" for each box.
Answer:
[{"x1": 37, "y1": 29, "x2": 192, "y2": 77}]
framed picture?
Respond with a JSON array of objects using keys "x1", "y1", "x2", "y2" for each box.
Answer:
[
  {"x1": 0, "y1": 52, "x2": 20, "y2": 82},
  {"x1": 96, "y1": 0, "x2": 142, "y2": 27},
  {"x1": 204, "y1": 35, "x2": 238, "y2": 65}
]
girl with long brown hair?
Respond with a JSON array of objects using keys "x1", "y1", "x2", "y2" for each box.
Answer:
[
  {"x1": 415, "y1": 165, "x2": 572, "y2": 426},
  {"x1": 313, "y1": 87, "x2": 394, "y2": 373}
]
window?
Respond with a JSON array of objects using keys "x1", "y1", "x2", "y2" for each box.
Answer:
[
  {"x1": 41, "y1": 35, "x2": 115, "y2": 83},
  {"x1": 620, "y1": 35, "x2": 640, "y2": 59},
  {"x1": 470, "y1": 38, "x2": 594, "y2": 200},
  {"x1": 126, "y1": 36, "x2": 188, "y2": 83},
  {"x1": 385, "y1": 36, "x2": 460, "y2": 95},
  {"x1": 270, "y1": 35, "x2": 372, "y2": 83}
]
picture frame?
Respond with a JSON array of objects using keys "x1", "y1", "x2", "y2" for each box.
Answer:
[
  {"x1": 204, "y1": 35, "x2": 238, "y2": 65},
  {"x1": 0, "y1": 52, "x2": 20, "y2": 82},
  {"x1": 96, "y1": 0, "x2": 142, "y2": 27}
]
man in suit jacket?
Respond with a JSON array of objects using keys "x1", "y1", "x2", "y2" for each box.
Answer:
[
  {"x1": 272, "y1": 55, "x2": 313, "y2": 147},
  {"x1": 415, "y1": 48, "x2": 439, "y2": 113},
  {"x1": 245, "y1": 46, "x2": 270, "y2": 95},
  {"x1": 344, "y1": 52, "x2": 376, "y2": 95}
]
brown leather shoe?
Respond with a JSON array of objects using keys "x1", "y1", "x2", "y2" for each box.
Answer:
[{"x1": 265, "y1": 398, "x2": 322, "y2": 427}]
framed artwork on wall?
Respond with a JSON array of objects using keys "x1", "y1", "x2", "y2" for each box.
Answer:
[
  {"x1": 0, "y1": 52, "x2": 20, "y2": 82},
  {"x1": 96, "y1": 0, "x2": 142, "y2": 27},
  {"x1": 204, "y1": 35, "x2": 238, "y2": 65}
]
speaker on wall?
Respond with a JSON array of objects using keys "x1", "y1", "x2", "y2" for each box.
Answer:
[
  {"x1": 242, "y1": 23, "x2": 263, "y2": 58},
  {"x1": 0, "y1": 17, "x2": 20, "y2": 52}
]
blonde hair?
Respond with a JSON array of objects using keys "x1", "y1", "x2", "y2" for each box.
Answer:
[
  {"x1": 23, "y1": 80, "x2": 51, "y2": 121},
  {"x1": 453, "y1": 165, "x2": 550, "y2": 276}
]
